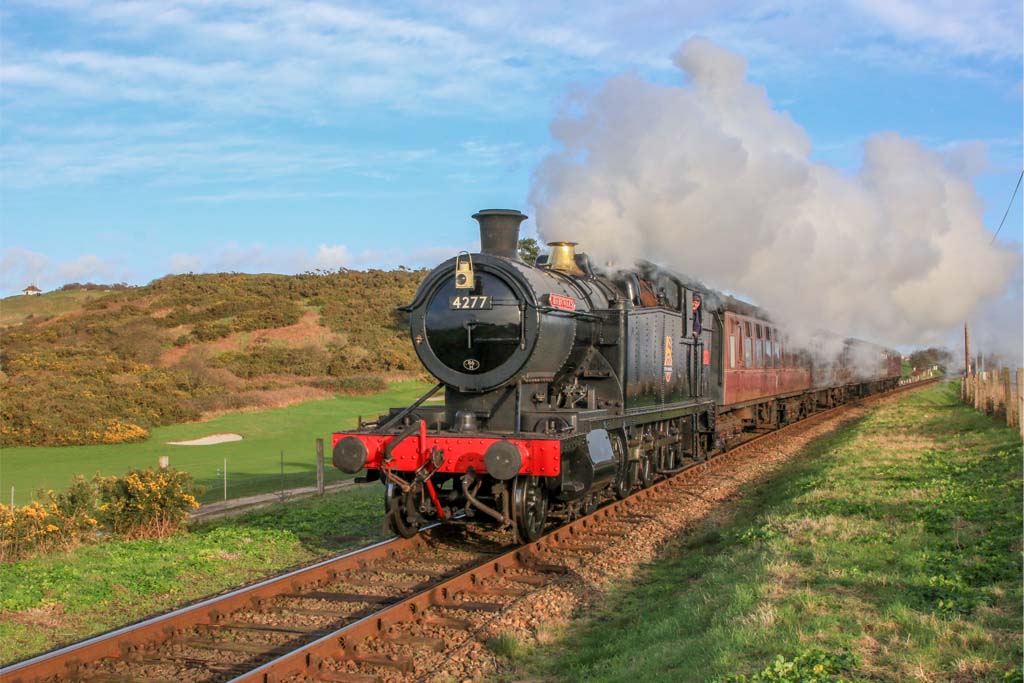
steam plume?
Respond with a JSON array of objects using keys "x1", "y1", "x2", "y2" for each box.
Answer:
[{"x1": 530, "y1": 37, "x2": 1021, "y2": 358}]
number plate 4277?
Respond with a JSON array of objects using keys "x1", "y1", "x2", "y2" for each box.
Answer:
[{"x1": 449, "y1": 295, "x2": 492, "y2": 310}]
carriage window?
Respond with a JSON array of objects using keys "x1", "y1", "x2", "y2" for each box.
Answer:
[
  {"x1": 773, "y1": 340, "x2": 779, "y2": 367},
  {"x1": 744, "y1": 336, "x2": 753, "y2": 367},
  {"x1": 729, "y1": 334, "x2": 736, "y2": 368},
  {"x1": 754, "y1": 325, "x2": 762, "y2": 368}
]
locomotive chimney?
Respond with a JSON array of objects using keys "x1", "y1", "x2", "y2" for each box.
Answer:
[{"x1": 473, "y1": 209, "x2": 527, "y2": 260}]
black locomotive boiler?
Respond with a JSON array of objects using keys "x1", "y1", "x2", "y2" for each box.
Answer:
[{"x1": 332, "y1": 210, "x2": 899, "y2": 542}]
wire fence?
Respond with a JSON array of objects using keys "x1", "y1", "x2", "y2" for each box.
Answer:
[{"x1": 191, "y1": 439, "x2": 340, "y2": 504}]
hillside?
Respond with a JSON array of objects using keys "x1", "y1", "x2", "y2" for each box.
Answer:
[
  {"x1": 0, "y1": 270, "x2": 429, "y2": 447},
  {"x1": 0, "y1": 290, "x2": 103, "y2": 327}
]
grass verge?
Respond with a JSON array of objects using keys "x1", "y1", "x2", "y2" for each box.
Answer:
[
  {"x1": 508, "y1": 382, "x2": 1022, "y2": 683},
  {"x1": 0, "y1": 290, "x2": 100, "y2": 327},
  {"x1": 0, "y1": 483, "x2": 388, "y2": 664},
  {"x1": 0, "y1": 380, "x2": 431, "y2": 505}
]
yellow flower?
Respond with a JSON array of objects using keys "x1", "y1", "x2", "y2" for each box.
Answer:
[
  {"x1": 45, "y1": 524, "x2": 59, "y2": 532},
  {"x1": 812, "y1": 665, "x2": 825, "y2": 674}
]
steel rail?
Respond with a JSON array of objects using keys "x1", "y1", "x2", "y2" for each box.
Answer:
[
  {"x1": 2, "y1": 378, "x2": 939, "y2": 683},
  {"x1": 1, "y1": 532, "x2": 437, "y2": 681}
]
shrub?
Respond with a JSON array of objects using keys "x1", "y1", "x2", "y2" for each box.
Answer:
[
  {"x1": 191, "y1": 320, "x2": 232, "y2": 341},
  {"x1": 212, "y1": 345, "x2": 329, "y2": 378},
  {"x1": 96, "y1": 469, "x2": 201, "y2": 539},
  {"x1": 0, "y1": 479, "x2": 101, "y2": 562},
  {"x1": 1, "y1": 470, "x2": 202, "y2": 561},
  {"x1": 309, "y1": 374, "x2": 387, "y2": 394}
]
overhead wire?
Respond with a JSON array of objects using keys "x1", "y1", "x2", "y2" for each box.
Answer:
[{"x1": 990, "y1": 169, "x2": 1023, "y2": 244}]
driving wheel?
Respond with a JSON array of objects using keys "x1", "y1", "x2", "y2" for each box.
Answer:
[
  {"x1": 513, "y1": 475, "x2": 548, "y2": 542},
  {"x1": 385, "y1": 481, "x2": 422, "y2": 538}
]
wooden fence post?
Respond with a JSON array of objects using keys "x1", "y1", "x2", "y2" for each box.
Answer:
[
  {"x1": 993, "y1": 368, "x2": 1001, "y2": 416},
  {"x1": 1007, "y1": 368, "x2": 1015, "y2": 428},
  {"x1": 1018, "y1": 369, "x2": 1023, "y2": 439},
  {"x1": 316, "y1": 439, "x2": 325, "y2": 496},
  {"x1": 988, "y1": 371, "x2": 998, "y2": 415},
  {"x1": 963, "y1": 322, "x2": 970, "y2": 401},
  {"x1": 989, "y1": 371, "x2": 998, "y2": 415}
]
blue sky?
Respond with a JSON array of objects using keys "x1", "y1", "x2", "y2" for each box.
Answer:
[{"x1": 1, "y1": 0, "x2": 1021, "y2": 296}]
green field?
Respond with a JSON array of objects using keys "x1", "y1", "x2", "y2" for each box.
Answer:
[
  {"x1": 0, "y1": 290, "x2": 101, "y2": 327},
  {"x1": 509, "y1": 382, "x2": 1022, "y2": 682},
  {"x1": 0, "y1": 380, "x2": 433, "y2": 505}
]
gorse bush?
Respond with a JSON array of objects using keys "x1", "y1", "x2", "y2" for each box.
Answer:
[
  {"x1": 0, "y1": 347, "x2": 193, "y2": 446},
  {"x1": 212, "y1": 345, "x2": 330, "y2": 378},
  {"x1": 1, "y1": 476, "x2": 103, "y2": 562},
  {"x1": 309, "y1": 374, "x2": 388, "y2": 393},
  {"x1": 96, "y1": 468, "x2": 200, "y2": 538},
  {"x1": 0, "y1": 469, "x2": 202, "y2": 561},
  {"x1": 0, "y1": 499, "x2": 99, "y2": 563}
]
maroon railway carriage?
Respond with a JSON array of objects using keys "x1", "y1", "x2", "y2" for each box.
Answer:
[{"x1": 713, "y1": 302, "x2": 901, "y2": 443}]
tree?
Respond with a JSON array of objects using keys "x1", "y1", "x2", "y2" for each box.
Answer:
[
  {"x1": 517, "y1": 238, "x2": 541, "y2": 265},
  {"x1": 908, "y1": 347, "x2": 953, "y2": 373}
]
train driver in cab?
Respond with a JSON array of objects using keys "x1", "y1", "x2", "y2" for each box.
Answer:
[{"x1": 692, "y1": 294, "x2": 703, "y2": 337}]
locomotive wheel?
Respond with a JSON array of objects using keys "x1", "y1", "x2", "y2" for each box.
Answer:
[
  {"x1": 385, "y1": 482, "x2": 422, "y2": 538},
  {"x1": 639, "y1": 450, "x2": 656, "y2": 488},
  {"x1": 614, "y1": 462, "x2": 636, "y2": 499},
  {"x1": 612, "y1": 431, "x2": 633, "y2": 499},
  {"x1": 513, "y1": 476, "x2": 548, "y2": 543}
]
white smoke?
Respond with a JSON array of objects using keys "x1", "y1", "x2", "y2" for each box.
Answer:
[{"x1": 530, "y1": 37, "x2": 1021, "y2": 360}]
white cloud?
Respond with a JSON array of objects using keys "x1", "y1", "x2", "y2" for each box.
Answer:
[
  {"x1": 313, "y1": 244, "x2": 353, "y2": 270},
  {"x1": 56, "y1": 254, "x2": 123, "y2": 283},
  {"x1": 0, "y1": 125, "x2": 437, "y2": 189},
  {"x1": 2, "y1": 0, "x2": 1018, "y2": 195},
  {"x1": 848, "y1": 0, "x2": 1022, "y2": 60},
  {"x1": 0, "y1": 247, "x2": 132, "y2": 293},
  {"x1": 161, "y1": 240, "x2": 458, "y2": 277},
  {"x1": 5, "y1": 0, "x2": 1016, "y2": 126},
  {"x1": 0, "y1": 247, "x2": 50, "y2": 291}
]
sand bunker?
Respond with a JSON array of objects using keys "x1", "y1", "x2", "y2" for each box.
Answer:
[{"x1": 167, "y1": 433, "x2": 243, "y2": 446}]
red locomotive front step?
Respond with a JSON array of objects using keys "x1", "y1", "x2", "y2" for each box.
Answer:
[{"x1": 332, "y1": 428, "x2": 562, "y2": 477}]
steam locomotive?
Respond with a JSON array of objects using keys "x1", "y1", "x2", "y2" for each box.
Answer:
[{"x1": 332, "y1": 210, "x2": 901, "y2": 542}]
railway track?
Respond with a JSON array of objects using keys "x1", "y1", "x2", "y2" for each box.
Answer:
[{"x1": 2, "y1": 379, "x2": 939, "y2": 683}]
